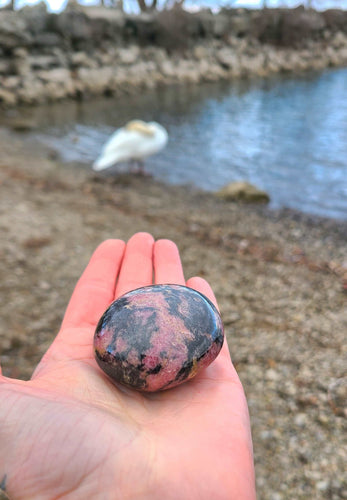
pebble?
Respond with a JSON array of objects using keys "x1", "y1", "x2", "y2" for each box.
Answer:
[
  {"x1": 266, "y1": 368, "x2": 280, "y2": 381},
  {"x1": 316, "y1": 480, "x2": 329, "y2": 492},
  {"x1": 294, "y1": 413, "x2": 308, "y2": 427}
]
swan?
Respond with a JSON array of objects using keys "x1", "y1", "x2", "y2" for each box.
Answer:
[{"x1": 93, "y1": 120, "x2": 168, "y2": 174}]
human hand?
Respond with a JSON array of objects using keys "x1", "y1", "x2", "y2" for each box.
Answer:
[{"x1": 0, "y1": 232, "x2": 255, "y2": 500}]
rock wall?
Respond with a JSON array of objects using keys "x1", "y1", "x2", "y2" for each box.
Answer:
[{"x1": 1, "y1": 4, "x2": 347, "y2": 106}]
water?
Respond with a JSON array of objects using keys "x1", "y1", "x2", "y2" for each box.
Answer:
[{"x1": 14, "y1": 68, "x2": 347, "y2": 220}]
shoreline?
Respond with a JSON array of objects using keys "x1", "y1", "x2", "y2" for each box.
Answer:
[
  {"x1": 1, "y1": 124, "x2": 346, "y2": 262},
  {"x1": 2, "y1": 76, "x2": 346, "y2": 223},
  {"x1": 1, "y1": 5, "x2": 347, "y2": 106}
]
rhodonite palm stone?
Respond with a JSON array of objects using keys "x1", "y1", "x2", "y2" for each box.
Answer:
[{"x1": 94, "y1": 284, "x2": 224, "y2": 392}]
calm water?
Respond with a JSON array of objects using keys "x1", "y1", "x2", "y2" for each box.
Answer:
[{"x1": 13, "y1": 68, "x2": 347, "y2": 220}]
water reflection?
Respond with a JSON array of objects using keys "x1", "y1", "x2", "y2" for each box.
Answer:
[{"x1": 6, "y1": 68, "x2": 347, "y2": 219}]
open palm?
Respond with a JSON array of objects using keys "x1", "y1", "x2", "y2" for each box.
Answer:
[{"x1": 0, "y1": 233, "x2": 255, "y2": 500}]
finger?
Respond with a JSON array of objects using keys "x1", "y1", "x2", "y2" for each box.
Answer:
[
  {"x1": 154, "y1": 239, "x2": 185, "y2": 285},
  {"x1": 186, "y1": 276, "x2": 232, "y2": 364},
  {"x1": 115, "y1": 232, "x2": 154, "y2": 298},
  {"x1": 61, "y1": 239, "x2": 126, "y2": 330}
]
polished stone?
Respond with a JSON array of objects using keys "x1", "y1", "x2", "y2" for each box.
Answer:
[{"x1": 94, "y1": 284, "x2": 224, "y2": 392}]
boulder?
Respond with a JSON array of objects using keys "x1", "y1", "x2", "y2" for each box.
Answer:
[
  {"x1": 76, "y1": 66, "x2": 114, "y2": 94},
  {"x1": 229, "y1": 10, "x2": 253, "y2": 38},
  {"x1": 21, "y1": 3, "x2": 50, "y2": 35},
  {"x1": 281, "y1": 8, "x2": 326, "y2": 46},
  {"x1": 193, "y1": 9, "x2": 214, "y2": 37},
  {"x1": 123, "y1": 13, "x2": 158, "y2": 45},
  {"x1": 17, "y1": 76, "x2": 46, "y2": 104},
  {"x1": 193, "y1": 45, "x2": 211, "y2": 60},
  {"x1": 154, "y1": 8, "x2": 202, "y2": 50},
  {"x1": 37, "y1": 67, "x2": 71, "y2": 83},
  {"x1": 251, "y1": 8, "x2": 283, "y2": 44},
  {"x1": 322, "y1": 9, "x2": 347, "y2": 34},
  {"x1": 28, "y1": 54, "x2": 59, "y2": 70},
  {"x1": 83, "y1": 6, "x2": 124, "y2": 42},
  {"x1": 212, "y1": 12, "x2": 232, "y2": 38},
  {"x1": 331, "y1": 31, "x2": 347, "y2": 49},
  {"x1": 0, "y1": 11, "x2": 31, "y2": 48},
  {"x1": 216, "y1": 47, "x2": 238, "y2": 69},
  {"x1": 216, "y1": 181, "x2": 270, "y2": 203},
  {"x1": 33, "y1": 32, "x2": 62, "y2": 47},
  {"x1": 8, "y1": 118, "x2": 38, "y2": 132},
  {"x1": 49, "y1": 8, "x2": 92, "y2": 44},
  {"x1": 70, "y1": 51, "x2": 93, "y2": 67},
  {"x1": 0, "y1": 88, "x2": 17, "y2": 106},
  {"x1": 12, "y1": 47, "x2": 31, "y2": 77},
  {"x1": 0, "y1": 59, "x2": 11, "y2": 74},
  {"x1": 117, "y1": 46, "x2": 140, "y2": 65}
]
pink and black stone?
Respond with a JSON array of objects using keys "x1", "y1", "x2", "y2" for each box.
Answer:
[{"x1": 94, "y1": 284, "x2": 224, "y2": 392}]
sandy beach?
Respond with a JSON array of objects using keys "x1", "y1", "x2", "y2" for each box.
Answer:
[{"x1": 0, "y1": 124, "x2": 346, "y2": 499}]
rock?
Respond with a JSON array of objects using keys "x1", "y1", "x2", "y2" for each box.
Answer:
[
  {"x1": 17, "y1": 77, "x2": 46, "y2": 104},
  {"x1": 21, "y1": 3, "x2": 50, "y2": 35},
  {"x1": 331, "y1": 31, "x2": 347, "y2": 49},
  {"x1": 1, "y1": 76, "x2": 20, "y2": 90},
  {"x1": 281, "y1": 8, "x2": 326, "y2": 46},
  {"x1": 155, "y1": 9, "x2": 201, "y2": 49},
  {"x1": 193, "y1": 45, "x2": 211, "y2": 61},
  {"x1": 0, "y1": 59, "x2": 11, "y2": 74},
  {"x1": 294, "y1": 413, "x2": 308, "y2": 427},
  {"x1": 160, "y1": 59, "x2": 176, "y2": 77},
  {"x1": 239, "y1": 53, "x2": 266, "y2": 76},
  {"x1": 173, "y1": 59, "x2": 201, "y2": 83},
  {"x1": 12, "y1": 47, "x2": 31, "y2": 77},
  {"x1": 193, "y1": 9, "x2": 214, "y2": 37},
  {"x1": 266, "y1": 368, "x2": 280, "y2": 381},
  {"x1": 212, "y1": 13, "x2": 232, "y2": 38},
  {"x1": 315, "y1": 480, "x2": 329, "y2": 492},
  {"x1": 216, "y1": 181, "x2": 270, "y2": 203},
  {"x1": 50, "y1": 8, "x2": 92, "y2": 43},
  {"x1": 270, "y1": 494, "x2": 283, "y2": 500},
  {"x1": 37, "y1": 68, "x2": 71, "y2": 83},
  {"x1": 94, "y1": 284, "x2": 224, "y2": 392},
  {"x1": 33, "y1": 32, "x2": 62, "y2": 47},
  {"x1": 251, "y1": 8, "x2": 283, "y2": 44},
  {"x1": 8, "y1": 118, "x2": 37, "y2": 132},
  {"x1": 77, "y1": 66, "x2": 114, "y2": 94},
  {"x1": 0, "y1": 11, "x2": 31, "y2": 48},
  {"x1": 84, "y1": 8, "x2": 124, "y2": 43},
  {"x1": 83, "y1": 6, "x2": 124, "y2": 25},
  {"x1": 0, "y1": 88, "x2": 17, "y2": 106},
  {"x1": 230, "y1": 11, "x2": 253, "y2": 37},
  {"x1": 28, "y1": 54, "x2": 60, "y2": 70},
  {"x1": 70, "y1": 51, "x2": 93, "y2": 67},
  {"x1": 322, "y1": 9, "x2": 347, "y2": 33},
  {"x1": 216, "y1": 47, "x2": 239, "y2": 69},
  {"x1": 337, "y1": 46, "x2": 347, "y2": 65},
  {"x1": 117, "y1": 46, "x2": 140, "y2": 65},
  {"x1": 0, "y1": 8, "x2": 346, "y2": 107},
  {"x1": 328, "y1": 377, "x2": 347, "y2": 417}
]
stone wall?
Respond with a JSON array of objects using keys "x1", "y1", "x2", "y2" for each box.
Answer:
[{"x1": 0, "y1": 4, "x2": 347, "y2": 106}]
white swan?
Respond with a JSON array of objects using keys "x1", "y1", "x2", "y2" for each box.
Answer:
[{"x1": 93, "y1": 120, "x2": 168, "y2": 174}]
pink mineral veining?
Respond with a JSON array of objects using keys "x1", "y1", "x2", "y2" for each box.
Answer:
[{"x1": 94, "y1": 284, "x2": 224, "y2": 392}]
